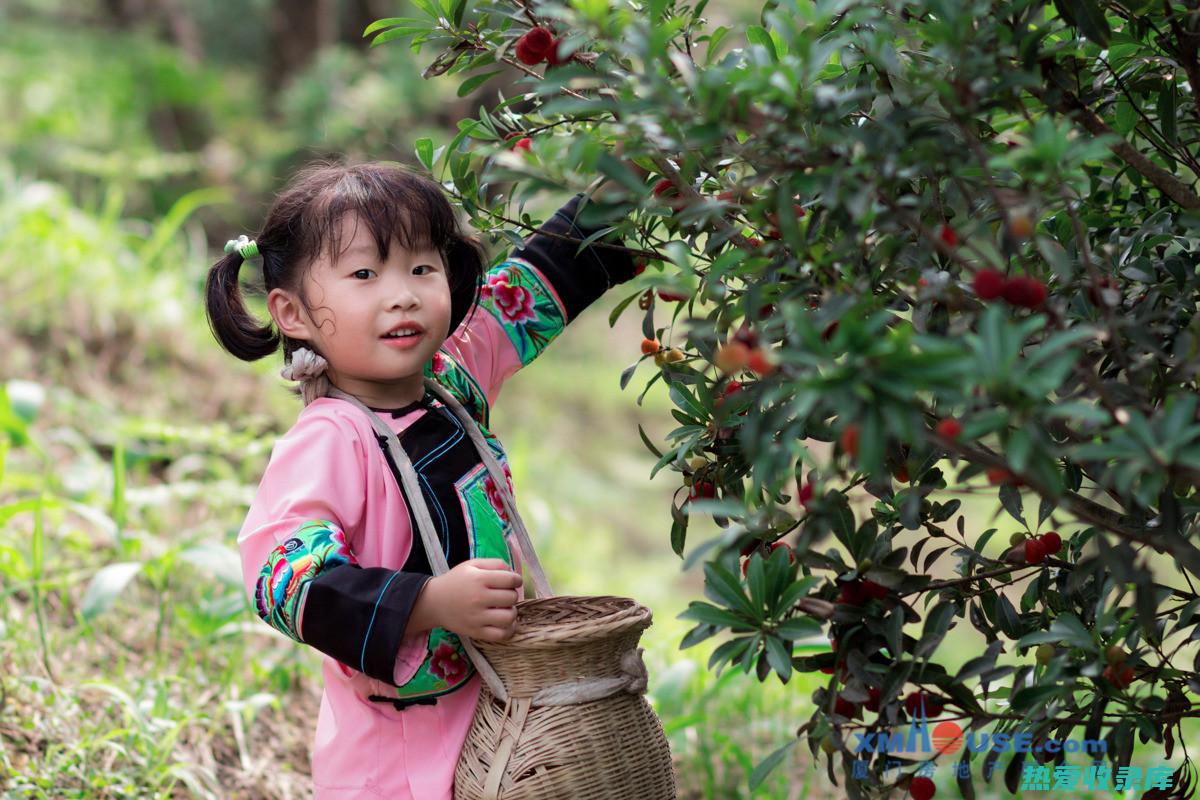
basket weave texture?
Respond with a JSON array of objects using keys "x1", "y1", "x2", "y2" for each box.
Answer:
[{"x1": 455, "y1": 596, "x2": 677, "y2": 799}]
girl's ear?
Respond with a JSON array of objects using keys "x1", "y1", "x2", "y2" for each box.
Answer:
[{"x1": 267, "y1": 287, "x2": 313, "y2": 342}]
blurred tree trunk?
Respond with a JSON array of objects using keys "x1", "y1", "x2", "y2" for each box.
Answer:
[
  {"x1": 265, "y1": 0, "x2": 338, "y2": 95},
  {"x1": 342, "y1": 0, "x2": 390, "y2": 48}
]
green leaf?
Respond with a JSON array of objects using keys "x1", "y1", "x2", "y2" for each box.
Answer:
[
  {"x1": 749, "y1": 738, "x2": 797, "y2": 790},
  {"x1": 456, "y1": 69, "x2": 501, "y2": 98},
  {"x1": 677, "y1": 601, "x2": 748, "y2": 628},
  {"x1": 415, "y1": 137, "x2": 434, "y2": 170},
  {"x1": 1070, "y1": 0, "x2": 1111, "y2": 45},
  {"x1": 776, "y1": 616, "x2": 821, "y2": 639},
  {"x1": 764, "y1": 635, "x2": 792, "y2": 681},
  {"x1": 704, "y1": 561, "x2": 759, "y2": 619},
  {"x1": 746, "y1": 26, "x2": 778, "y2": 61},
  {"x1": 81, "y1": 562, "x2": 143, "y2": 620}
]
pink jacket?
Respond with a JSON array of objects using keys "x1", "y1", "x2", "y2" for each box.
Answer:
[{"x1": 237, "y1": 194, "x2": 636, "y2": 798}]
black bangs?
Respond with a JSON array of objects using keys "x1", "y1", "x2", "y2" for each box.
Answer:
[{"x1": 292, "y1": 162, "x2": 460, "y2": 278}]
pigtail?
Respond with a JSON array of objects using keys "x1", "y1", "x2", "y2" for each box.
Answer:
[
  {"x1": 445, "y1": 234, "x2": 488, "y2": 335},
  {"x1": 204, "y1": 251, "x2": 279, "y2": 361}
]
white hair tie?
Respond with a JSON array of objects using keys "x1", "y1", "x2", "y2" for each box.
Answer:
[{"x1": 281, "y1": 347, "x2": 329, "y2": 381}]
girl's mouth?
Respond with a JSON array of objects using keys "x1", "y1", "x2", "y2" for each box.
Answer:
[{"x1": 381, "y1": 331, "x2": 424, "y2": 349}]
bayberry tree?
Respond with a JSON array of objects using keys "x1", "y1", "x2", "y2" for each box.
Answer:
[{"x1": 367, "y1": 0, "x2": 1200, "y2": 796}]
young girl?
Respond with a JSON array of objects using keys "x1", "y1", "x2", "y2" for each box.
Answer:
[{"x1": 204, "y1": 159, "x2": 639, "y2": 798}]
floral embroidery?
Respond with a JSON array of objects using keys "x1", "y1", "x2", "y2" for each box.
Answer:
[
  {"x1": 430, "y1": 351, "x2": 449, "y2": 376},
  {"x1": 429, "y1": 642, "x2": 469, "y2": 685},
  {"x1": 482, "y1": 268, "x2": 539, "y2": 325},
  {"x1": 255, "y1": 520, "x2": 355, "y2": 642},
  {"x1": 483, "y1": 460, "x2": 514, "y2": 521},
  {"x1": 477, "y1": 258, "x2": 567, "y2": 370}
]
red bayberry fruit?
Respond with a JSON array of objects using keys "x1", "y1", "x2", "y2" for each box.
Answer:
[
  {"x1": 768, "y1": 541, "x2": 796, "y2": 564},
  {"x1": 652, "y1": 178, "x2": 685, "y2": 208},
  {"x1": 513, "y1": 137, "x2": 532, "y2": 152},
  {"x1": 746, "y1": 347, "x2": 775, "y2": 376},
  {"x1": 865, "y1": 686, "x2": 883, "y2": 712},
  {"x1": 839, "y1": 424, "x2": 859, "y2": 459},
  {"x1": 1087, "y1": 276, "x2": 1120, "y2": 307},
  {"x1": 797, "y1": 480, "x2": 814, "y2": 509},
  {"x1": 910, "y1": 775, "x2": 936, "y2": 800},
  {"x1": 633, "y1": 259, "x2": 647, "y2": 276},
  {"x1": 935, "y1": 418, "x2": 962, "y2": 439},
  {"x1": 688, "y1": 480, "x2": 715, "y2": 502},
  {"x1": 1024, "y1": 537, "x2": 1047, "y2": 565},
  {"x1": 544, "y1": 37, "x2": 569, "y2": 66},
  {"x1": 640, "y1": 338, "x2": 660, "y2": 355},
  {"x1": 716, "y1": 190, "x2": 737, "y2": 203},
  {"x1": 904, "y1": 691, "x2": 945, "y2": 717},
  {"x1": 732, "y1": 325, "x2": 759, "y2": 349},
  {"x1": 986, "y1": 467, "x2": 1024, "y2": 487},
  {"x1": 972, "y1": 269, "x2": 1006, "y2": 300},
  {"x1": 1103, "y1": 663, "x2": 1135, "y2": 689},
  {"x1": 1039, "y1": 530, "x2": 1063, "y2": 554},
  {"x1": 503, "y1": 131, "x2": 524, "y2": 142},
  {"x1": 740, "y1": 556, "x2": 750, "y2": 578},
  {"x1": 938, "y1": 224, "x2": 958, "y2": 248},
  {"x1": 757, "y1": 303, "x2": 776, "y2": 320},
  {"x1": 862, "y1": 580, "x2": 889, "y2": 600},
  {"x1": 1001, "y1": 276, "x2": 1047, "y2": 309},
  {"x1": 893, "y1": 464, "x2": 910, "y2": 483},
  {"x1": 834, "y1": 696, "x2": 861, "y2": 719},
  {"x1": 514, "y1": 27, "x2": 554, "y2": 65},
  {"x1": 822, "y1": 320, "x2": 839, "y2": 341},
  {"x1": 657, "y1": 289, "x2": 688, "y2": 302},
  {"x1": 839, "y1": 579, "x2": 887, "y2": 605}
]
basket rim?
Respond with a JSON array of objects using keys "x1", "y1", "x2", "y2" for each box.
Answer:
[{"x1": 478, "y1": 594, "x2": 652, "y2": 649}]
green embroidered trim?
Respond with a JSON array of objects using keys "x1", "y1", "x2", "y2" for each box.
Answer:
[
  {"x1": 477, "y1": 258, "x2": 567, "y2": 371},
  {"x1": 254, "y1": 520, "x2": 354, "y2": 642},
  {"x1": 425, "y1": 348, "x2": 491, "y2": 429}
]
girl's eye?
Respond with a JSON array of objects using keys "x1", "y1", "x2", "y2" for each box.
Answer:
[
  {"x1": 353, "y1": 268, "x2": 375, "y2": 279},
  {"x1": 414, "y1": 264, "x2": 433, "y2": 275}
]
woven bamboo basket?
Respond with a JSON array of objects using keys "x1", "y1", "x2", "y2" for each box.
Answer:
[{"x1": 329, "y1": 380, "x2": 677, "y2": 800}]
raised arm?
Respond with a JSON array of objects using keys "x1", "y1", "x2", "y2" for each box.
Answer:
[{"x1": 440, "y1": 192, "x2": 639, "y2": 407}]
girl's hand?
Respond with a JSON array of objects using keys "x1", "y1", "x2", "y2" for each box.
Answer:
[{"x1": 419, "y1": 559, "x2": 524, "y2": 643}]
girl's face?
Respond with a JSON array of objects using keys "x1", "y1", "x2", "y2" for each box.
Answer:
[{"x1": 268, "y1": 211, "x2": 452, "y2": 408}]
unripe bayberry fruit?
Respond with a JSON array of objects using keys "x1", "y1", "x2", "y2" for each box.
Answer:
[
  {"x1": 1024, "y1": 537, "x2": 1047, "y2": 565},
  {"x1": 973, "y1": 269, "x2": 1006, "y2": 300},
  {"x1": 1008, "y1": 212, "x2": 1035, "y2": 240},
  {"x1": 1009, "y1": 531, "x2": 1026, "y2": 547},
  {"x1": 935, "y1": 418, "x2": 962, "y2": 439},
  {"x1": 910, "y1": 776, "x2": 936, "y2": 800},
  {"x1": 715, "y1": 342, "x2": 751, "y2": 374},
  {"x1": 514, "y1": 27, "x2": 554, "y2": 64},
  {"x1": 641, "y1": 338, "x2": 660, "y2": 355},
  {"x1": 1040, "y1": 530, "x2": 1062, "y2": 554},
  {"x1": 1036, "y1": 643, "x2": 1055, "y2": 665},
  {"x1": 665, "y1": 350, "x2": 685, "y2": 363},
  {"x1": 819, "y1": 734, "x2": 837, "y2": 754}
]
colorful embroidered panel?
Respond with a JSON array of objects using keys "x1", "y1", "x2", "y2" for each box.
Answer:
[
  {"x1": 425, "y1": 349, "x2": 491, "y2": 429},
  {"x1": 254, "y1": 519, "x2": 355, "y2": 642},
  {"x1": 476, "y1": 258, "x2": 568, "y2": 371}
]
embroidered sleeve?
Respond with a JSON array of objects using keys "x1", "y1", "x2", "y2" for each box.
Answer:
[
  {"x1": 440, "y1": 192, "x2": 637, "y2": 406},
  {"x1": 238, "y1": 411, "x2": 435, "y2": 687}
]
